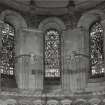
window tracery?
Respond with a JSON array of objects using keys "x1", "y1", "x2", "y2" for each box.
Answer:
[
  {"x1": 89, "y1": 22, "x2": 104, "y2": 78},
  {"x1": 0, "y1": 22, "x2": 17, "y2": 88},
  {"x1": 0, "y1": 23, "x2": 15, "y2": 76},
  {"x1": 44, "y1": 29, "x2": 61, "y2": 78}
]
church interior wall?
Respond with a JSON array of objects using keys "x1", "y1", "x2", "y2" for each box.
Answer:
[{"x1": 0, "y1": 4, "x2": 105, "y2": 105}]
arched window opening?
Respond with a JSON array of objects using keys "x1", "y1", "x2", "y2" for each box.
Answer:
[
  {"x1": 44, "y1": 29, "x2": 61, "y2": 79},
  {"x1": 89, "y1": 22, "x2": 104, "y2": 78},
  {"x1": 0, "y1": 22, "x2": 17, "y2": 88}
]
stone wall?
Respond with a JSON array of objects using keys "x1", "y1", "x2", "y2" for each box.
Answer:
[
  {"x1": 0, "y1": 7, "x2": 105, "y2": 95},
  {"x1": 62, "y1": 28, "x2": 88, "y2": 92},
  {"x1": 16, "y1": 29, "x2": 43, "y2": 90}
]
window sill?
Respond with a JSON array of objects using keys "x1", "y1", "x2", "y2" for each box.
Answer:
[{"x1": 88, "y1": 77, "x2": 105, "y2": 83}]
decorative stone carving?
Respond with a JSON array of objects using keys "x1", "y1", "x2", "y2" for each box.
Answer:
[
  {"x1": 88, "y1": 98, "x2": 101, "y2": 105},
  {"x1": 47, "y1": 100, "x2": 59, "y2": 105},
  {"x1": 5, "y1": 99, "x2": 17, "y2": 105},
  {"x1": 33, "y1": 100, "x2": 45, "y2": 105},
  {"x1": 61, "y1": 99, "x2": 72, "y2": 105}
]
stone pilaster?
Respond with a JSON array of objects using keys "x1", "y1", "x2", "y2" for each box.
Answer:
[
  {"x1": 16, "y1": 28, "x2": 43, "y2": 91},
  {"x1": 63, "y1": 28, "x2": 88, "y2": 92}
]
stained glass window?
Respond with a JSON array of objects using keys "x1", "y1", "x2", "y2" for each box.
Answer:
[
  {"x1": 0, "y1": 23, "x2": 15, "y2": 76},
  {"x1": 89, "y1": 22, "x2": 104, "y2": 78},
  {"x1": 44, "y1": 29, "x2": 61, "y2": 78}
]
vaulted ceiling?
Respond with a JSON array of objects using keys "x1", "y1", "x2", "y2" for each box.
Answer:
[{"x1": 0, "y1": 0, "x2": 105, "y2": 15}]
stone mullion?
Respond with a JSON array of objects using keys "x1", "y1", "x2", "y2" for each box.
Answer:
[
  {"x1": 0, "y1": 21, "x2": 4, "y2": 90},
  {"x1": 101, "y1": 19, "x2": 105, "y2": 77}
]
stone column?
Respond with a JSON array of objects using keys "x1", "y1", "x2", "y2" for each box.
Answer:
[
  {"x1": 0, "y1": 20, "x2": 3, "y2": 48},
  {"x1": 0, "y1": 21, "x2": 4, "y2": 90},
  {"x1": 16, "y1": 28, "x2": 43, "y2": 90},
  {"x1": 101, "y1": 19, "x2": 105, "y2": 69},
  {"x1": 63, "y1": 28, "x2": 89, "y2": 92}
]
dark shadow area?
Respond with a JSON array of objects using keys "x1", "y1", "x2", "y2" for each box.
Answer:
[{"x1": 1, "y1": 74, "x2": 17, "y2": 89}]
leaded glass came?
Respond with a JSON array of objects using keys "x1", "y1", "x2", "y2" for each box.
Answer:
[
  {"x1": 44, "y1": 29, "x2": 61, "y2": 78},
  {"x1": 0, "y1": 23, "x2": 15, "y2": 76},
  {"x1": 89, "y1": 22, "x2": 104, "y2": 77}
]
